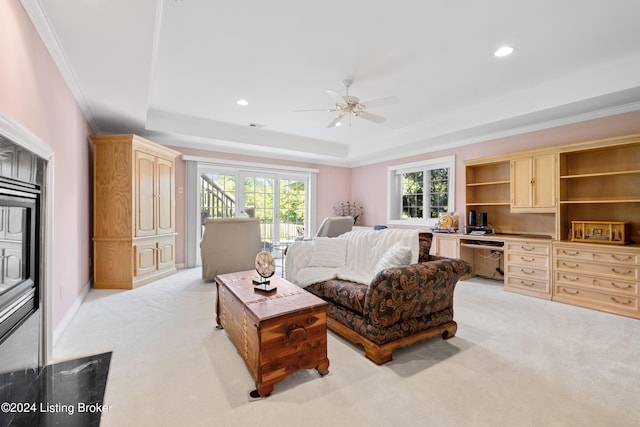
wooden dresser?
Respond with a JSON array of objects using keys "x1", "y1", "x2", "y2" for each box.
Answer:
[
  {"x1": 553, "y1": 242, "x2": 640, "y2": 319},
  {"x1": 91, "y1": 134, "x2": 180, "y2": 289},
  {"x1": 215, "y1": 271, "x2": 330, "y2": 397}
]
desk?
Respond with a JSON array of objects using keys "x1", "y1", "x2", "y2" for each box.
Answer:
[{"x1": 459, "y1": 236, "x2": 505, "y2": 281}]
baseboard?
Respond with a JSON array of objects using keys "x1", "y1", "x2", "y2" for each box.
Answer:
[
  {"x1": 176, "y1": 263, "x2": 186, "y2": 270},
  {"x1": 52, "y1": 278, "x2": 92, "y2": 349}
]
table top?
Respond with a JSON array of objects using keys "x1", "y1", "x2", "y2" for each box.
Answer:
[{"x1": 215, "y1": 270, "x2": 328, "y2": 321}]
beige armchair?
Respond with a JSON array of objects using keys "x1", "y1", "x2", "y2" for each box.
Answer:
[
  {"x1": 315, "y1": 216, "x2": 354, "y2": 238},
  {"x1": 200, "y1": 217, "x2": 262, "y2": 281}
]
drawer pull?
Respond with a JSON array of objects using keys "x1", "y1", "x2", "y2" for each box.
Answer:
[
  {"x1": 611, "y1": 268, "x2": 632, "y2": 276},
  {"x1": 611, "y1": 297, "x2": 633, "y2": 305},
  {"x1": 562, "y1": 250, "x2": 580, "y2": 256},
  {"x1": 521, "y1": 246, "x2": 535, "y2": 252},
  {"x1": 520, "y1": 268, "x2": 535, "y2": 275},
  {"x1": 611, "y1": 282, "x2": 633, "y2": 290},
  {"x1": 520, "y1": 256, "x2": 536, "y2": 262},
  {"x1": 520, "y1": 280, "x2": 535, "y2": 287},
  {"x1": 611, "y1": 254, "x2": 632, "y2": 262},
  {"x1": 561, "y1": 288, "x2": 580, "y2": 295},
  {"x1": 562, "y1": 262, "x2": 579, "y2": 269},
  {"x1": 562, "y1": 275, "x2": 579, "y2": 281}
]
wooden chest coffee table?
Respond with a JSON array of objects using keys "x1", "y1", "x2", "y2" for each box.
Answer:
[{"x1": 215, "y1": 271, "x2": 330, "y2": 397}]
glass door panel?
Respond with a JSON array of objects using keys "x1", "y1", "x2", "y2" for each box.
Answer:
[
  {"x1": 238, "y1": 172, "x2": 276, "y2": 251},
  {"x1": 279, "y1": 178, "x2": 306, "y2": 241},
  {"x1": 199, "y1": 172, "x2": 236, "y2": 238}
]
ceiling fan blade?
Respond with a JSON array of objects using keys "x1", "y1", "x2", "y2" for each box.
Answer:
[
  {"x1": 358, "y1": 111, "x2": 386, "y2": 123},
  {"x1": 361, "y1": 96, "x2": 400, "y2": 109},
  {"x1": 325, "y1": 89, "x2": 346, "y2": 105},
  {"x1": 294, "y1": 108, "x2": 335, "y2": 112},
  {"x1": 327, "y1": 114, "x2": 345, "y2": 128}
]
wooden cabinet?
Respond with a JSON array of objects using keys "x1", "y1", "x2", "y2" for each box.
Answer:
[
  {"x1": 504, "y1": 240, "x2": 551, "y2": 299},
  {"x1": 553, "y1": 242, "x2": 640, "y2": 319},
  {"x1": 92, "y1": 134, "x2": 180, "y2": 289},
  {"x1": 558, "y1": 136, "x2": 640, "y2": 242},
  {"x1": 465, "y1": 157, "x2": 556, "y2": 237},
  {"x1": 463, "y1": 133, "x2": 640, "y2": 319},
  {"x1": 430, "y1": 233, "x2": 460, "y2": 258},
  {"x1": 510, "y1": 153, "x2": 556, "y2": 212}
]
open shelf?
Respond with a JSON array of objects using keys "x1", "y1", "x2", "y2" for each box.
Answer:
[{"x1": 560, "y1": 169, "x2": 640, "y2": 179}]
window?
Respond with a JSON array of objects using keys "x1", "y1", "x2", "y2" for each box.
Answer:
[{"x1": 387, "y1": 156, "x2": 455, "y2": 226}]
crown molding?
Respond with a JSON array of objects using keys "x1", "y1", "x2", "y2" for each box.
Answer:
[{"x1": 20, "y1": 0, "x2": 98, "y2": 132}]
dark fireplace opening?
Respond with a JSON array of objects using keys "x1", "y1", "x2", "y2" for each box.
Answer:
[{"x1": 0, "y1": 176, "x2": 41, "y2": 345}]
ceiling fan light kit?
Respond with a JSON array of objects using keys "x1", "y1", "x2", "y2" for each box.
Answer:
[{"x1": 296, "y1": 79, "x2": 399, "y2": 128}]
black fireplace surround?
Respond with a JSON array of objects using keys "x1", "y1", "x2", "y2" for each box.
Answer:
[
  {"x1": 0, "y1": 136, "x2": 46, "y2": 425},
  {"x1": 0, "y1": 176, "x2": 41, "y2": 345}
]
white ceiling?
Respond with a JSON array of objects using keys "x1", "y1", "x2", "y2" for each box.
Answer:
[{"x1": 24, "y1": 0, "x2": 640, "y2": 166}]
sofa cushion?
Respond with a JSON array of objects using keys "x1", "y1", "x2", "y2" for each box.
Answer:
[
  {"x1": 374, "y1": 242, "x2": 412, "y2": 272},
  {"x1": 306, "y1": 279, "x2": 367, "y2": 315}
]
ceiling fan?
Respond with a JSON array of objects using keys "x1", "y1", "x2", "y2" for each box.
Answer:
[{"x1": 295, "y1": 79, "x2": 400, "y2": 128}]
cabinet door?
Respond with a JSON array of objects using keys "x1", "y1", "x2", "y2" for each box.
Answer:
[
  {"x1": 157, "y1": 237, "x2": 175, "y2": 271},
  {"x1": 135, "y1": 151, "x2": 157, "y2": 237},
  {"x1": 532, "y1": 154, "x2": 555, "y2": 209},
  {"x1": 511, "y1": 157, "x2": 532, "y2": 209},
  {"x1": 156, "y1": 157, "x2": 174, "y2": 235},
  {"x1": 135, "y1": 241, "x2": 157, "y2": 277},
  {"x1": 511, "y1": 154, "x2": 556, "y2": 212},
  {"x1": 430, "y1": 234, "x2": 459, "y2": 258}
]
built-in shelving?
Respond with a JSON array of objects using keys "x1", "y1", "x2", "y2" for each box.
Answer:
[
  {"x1": 465, "y1": 157, "x2": 556, "y2": 237},
  {"x1": 558, "y1": 138, "x2": 640, "y2": 241}
]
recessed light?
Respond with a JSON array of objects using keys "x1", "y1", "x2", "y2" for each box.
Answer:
[
  {"x1": 237, "y1": 99, "x2": 249, "y2": 106},
  {"x1": 494, "y1": 46, "x2": 514, "y2": 57}
]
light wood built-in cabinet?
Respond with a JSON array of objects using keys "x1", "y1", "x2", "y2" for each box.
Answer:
[
  {"x1": 465, "y1": 157, "x2": 556, "y2": 237},
  {"x1": 430, "y1": 233, "x2": 460, "y2": 258},
  {"x1": 462, "y1": 133, "x2": 640, "y2": 319},
  {"x1": 504, "y1": 240, "x2": 551, "y2": 299},
  {"x1": 510, "y1": 153, "x2": 556, "y2": 213},
  {"x1": 92, "y1": 134, "x2": 180, "y2": 289}
]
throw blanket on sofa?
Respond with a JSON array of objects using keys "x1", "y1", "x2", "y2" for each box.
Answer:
[{"x1": 285, "y1": 228, "x2": 421, "y2": 287}]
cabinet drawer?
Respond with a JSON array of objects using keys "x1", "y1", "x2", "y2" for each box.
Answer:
[
  {"x1": 505, "y1": 241, "x2": 550, "y2": 256},
  {"x1": 555, "y1": 259, "x2": 638, "y2": 280},
  {"x1": 554, "y1": 246, "x2": 639, "y2": 266},
  {"x1": 506, "y1": 253, "x2": 549, "y2": 268},
  {"x1": 505, "y1": 264, "x2": 549, "y2": 280},
  {"x1": 554, "y1": 284, "x2": 639, "y2": 317},
  {"x1": 505, "y1": 275, "x2": 550, "y2": 294},
  {"x1": 555, "y1": 272, "x2": 638, "y2": 296}
]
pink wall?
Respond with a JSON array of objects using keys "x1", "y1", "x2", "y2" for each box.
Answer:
[
  {"x1": 352, "y1": 111, "x2": 640, "y2": 226},
  {"x1": 169, "y1": 146, "x2": 352, "y2": 264},
  {"x1": 1, "y1": 2, "x2": 91, "y2": 329}
]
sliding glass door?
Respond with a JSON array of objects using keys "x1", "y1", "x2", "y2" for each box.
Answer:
[{"x1": 199, "y1": 169, "x2": 308, "y2": 251}]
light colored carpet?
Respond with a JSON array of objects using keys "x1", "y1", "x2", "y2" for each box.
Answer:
[{"x1": 54, "y1": 268, "x2": 640, "y2": 427}]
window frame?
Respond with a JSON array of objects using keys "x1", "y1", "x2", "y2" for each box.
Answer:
[{"x1": 386, "y1": 155, "x2": 455, "y2": 226}]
